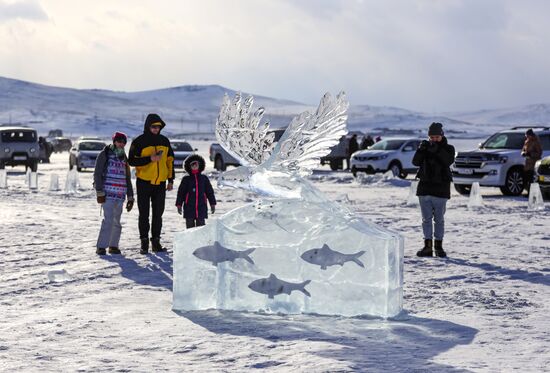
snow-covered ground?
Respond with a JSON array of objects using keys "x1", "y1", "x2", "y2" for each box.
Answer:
[{"x1": 1, "y1": 141, "x2": 548, "y2": 372}]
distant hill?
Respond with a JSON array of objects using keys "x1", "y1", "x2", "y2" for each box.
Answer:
[{"x1": 1, "y1": 76, "x2": 549, "y2": 139}]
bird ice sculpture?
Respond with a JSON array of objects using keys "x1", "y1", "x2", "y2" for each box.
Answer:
[{"x1": 173, "y1": 92, "x2": 404, "y2": 318}]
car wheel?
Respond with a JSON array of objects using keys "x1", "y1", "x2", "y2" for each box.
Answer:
[
  {"x1": 389, "y1": 162, "x2": 405, "y2": 178},
  {"x1": 30, "y1": 160, "x2": 38, "y2": 172},
  {"x1": 500, "y1": 167, "x2": 524, "y2": 196},
  {"x1": 329, "y1": 159, "x2": 341, "y2": 171},
  {"x1": 215, "y1": 156, "x2": 226, "y2": 171},
  {"x1": 454, "y1": 183, "x2": 471, "y2": 195},
  {"x1": 0, "y1": 160, "x2": 4, "y2": 170},
  {"x1": 77, "y1": 167, "x2": 82, "y2": 172},
  {"x1": 351, "y1": 166, "x2": 357, "y2": 177}
]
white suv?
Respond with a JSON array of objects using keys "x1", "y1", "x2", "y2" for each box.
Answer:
[
  {"x1": 452, "y1": 127, "x2": 550, "y2": 196},
  {"x1": 350, "y1": 137, "x2": 423, "y2": 179}
]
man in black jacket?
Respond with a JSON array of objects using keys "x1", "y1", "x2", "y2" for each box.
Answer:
[{"x1": 412, "y1": 122, "x2": 455, "y2": 258}]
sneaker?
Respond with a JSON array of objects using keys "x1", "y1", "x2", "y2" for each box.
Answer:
[
  {"x1": 108, "y1": 247, "x2": 121, "y2": 254},
  {"x1": 96, "y1": 248, "x2": 106, "y2": 255}
]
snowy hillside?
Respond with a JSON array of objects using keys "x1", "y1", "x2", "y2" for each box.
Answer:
[{"x1": 2, "y1": 76, "x2": 550, "y2": 139}]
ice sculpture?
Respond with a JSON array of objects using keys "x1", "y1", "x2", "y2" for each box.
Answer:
[
  {"x1": 406, "y1": 181, "x2": 419, "y2": 206},
  {"x1": 65, "y1": 169, "x2": 79, "y2": 194},
  {"x1": 29, "y1": 172, "x2": 38, "y2": 190},
  {"x1": 0, "y1": 169, "x2": 7, "y2": 189},
  {"x1": 49, "y1": 174, "x2": 60, "y2": 191},
  {"x1": 173, "y1": 92, "x2": 404, "y2": 318},
  {"x1": 528, "y1": 183, "x2": 545, "y2": 211},
  {"x1": 467, "y1": 182, "x2": 483, "y2": 209}
]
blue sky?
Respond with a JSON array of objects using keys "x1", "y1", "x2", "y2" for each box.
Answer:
[{"x1": 1, "y1": 0, "x2": 549, "y2": 112}]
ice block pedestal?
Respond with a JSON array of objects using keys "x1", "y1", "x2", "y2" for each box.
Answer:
[{"x1": 173, "y1": 198, "x2": 403, "y2": 318}]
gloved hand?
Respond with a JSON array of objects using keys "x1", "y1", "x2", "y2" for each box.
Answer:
[
  {"x1": 97, "y1": 195, "x2": 106, "y2": 204},
  {"x1": 427, "y1": 141, "x2": 439, "y2": 153},
  {"x1": 126, "y1": 200, "x2": 134, "y2": 212},
  {"x1": 419, "y1": 140, "x2": 430, "y2": 151},
  {"x1": 177, "y1": 205, "x2": 182, "y2": 215},
  {"x1": 211, "y1": 206, "x2": 216, "y2": 214},
  {"x1": 166, "y1": 182, "x2": 173, "y2": 191}
]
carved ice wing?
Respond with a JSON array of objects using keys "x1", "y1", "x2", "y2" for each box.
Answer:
[
  {"x1": 263, "y1": 92, "x2": 349, "y2": 174},
  {"x1": 215, "y1": 93, "x2": 276, "y2": 167}
]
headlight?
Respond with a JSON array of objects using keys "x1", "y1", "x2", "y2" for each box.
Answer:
[
  {"x1": 373, "y1": 154, "x2": 388, "y2": 160},
  {"x1": 485, "y1": 155, "x2": 507, "y2": 164},
  {"x1": 4, "y1": 148, "x2": 9, "y2": 153},
  {"x1": 30, "y1": 148, "x2": 36, "y2": 153}
]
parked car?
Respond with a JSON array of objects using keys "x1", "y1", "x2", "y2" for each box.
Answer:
[
  {"x1": 320, "y1": 132, "x2": 364, "y2": 171},
  {"x1": 210, "y1": 128, "x2": 286, "y2": 171},
  {"x1": 0, "y1": 126, "x2": 40, "y2": 171},
  {"x1": 535, "y1": 156, "x2": 550, "y2": 199},
  {"x1": 69, "y1": 140, "x2": 107, "y2": 171},
  {"x1": 452, "y1": 127, "x2": 550, "y2": 196},
  {"x1": 171, "y1": 139, "x2": 196, "y2": 170},
  {"x1": 350, "y1": 137, "x2": 423, "y2": 179},
  {"x1": 49, "y1": 137, "x2": 73, "y2": 153}
]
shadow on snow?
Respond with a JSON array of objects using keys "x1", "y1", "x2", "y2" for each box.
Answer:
[
  {"x1": 177, "y1": 309, "x2": 477, "y2": 372},
  {"x1": 103, "y1": 252, "x2": 173, "y2": 291}
]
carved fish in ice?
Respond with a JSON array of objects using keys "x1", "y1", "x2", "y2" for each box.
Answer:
[
  {"x1": 300, "y1": 244, "x2": 365, "y2": 270},
  {"x1": 192, "y1": 241, "x2": 255, "y2": 266},
  {"x1": 248, "y1": 274, "x2": 311, "y2": 299}
]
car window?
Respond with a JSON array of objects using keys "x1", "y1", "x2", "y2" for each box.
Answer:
[
  {"x1": 78, "y1": 142, "x2": 105, "y2": 151},
  {"x1": 403, "y1": 141, "x2": 420, "y2": 150},
  {"x1": 1, "y1": 130, "x2": 36, "y2": 143},
  {"x1": 539, "y1": 135, "x2": 550, "y2": 150},
  {"x1": 482, "y1": 132, "x2": 525, "y2": 149},
  {"x1": 172, "y1": 142, "x2": 193, "y2": 151},
  {"x1": 369, "y1": 139, "x2": 406, "y2": 151}
]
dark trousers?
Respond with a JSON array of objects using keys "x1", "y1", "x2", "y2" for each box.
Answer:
[
  {"x1": 186, "y1": 218, "x2": 205, "y2": 229},
  {"x1": 137, "y1": 178, "x2": 166, "y2": 240}
]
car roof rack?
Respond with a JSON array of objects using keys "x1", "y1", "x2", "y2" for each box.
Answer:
[{"x1": 510, "y1": 126, "x2": 550, "y2": 130}]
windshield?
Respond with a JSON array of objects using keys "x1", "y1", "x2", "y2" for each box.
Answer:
[
  {"x1": 172, "y1": 142, "x2": 193, "y2": 151},
  {"x1": 369, "y1": 139, "x2": 405, "y2": 151},
  {"x1": 481, "y1": 133, "x2": 525, "y2": 149},
  {"x1": 1, "y1": 130, "x2": 37, "y2": 143},
  {"x1": 79, "y1": 142, "x2": 105, "y2": 151}
]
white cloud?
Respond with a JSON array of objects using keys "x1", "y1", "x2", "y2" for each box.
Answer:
[
  {"x1": 0, "y1": 0, "x2": 549, "y2": 111},
  {"x1": 0, "y1": 0, "x2": 48, "y2": 22}
]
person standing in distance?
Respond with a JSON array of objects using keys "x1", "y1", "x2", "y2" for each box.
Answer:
[
  {"x1": 128, "y1": 113, "x2": 175, "y2": 254},
  {"x1": 413, "y1": 122, "x2": 455, "y2": 258},
  {"x1": 521, "y1": 128, "x2": 542, "y2": 194}
]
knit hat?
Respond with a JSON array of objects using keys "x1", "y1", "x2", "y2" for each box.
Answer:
[
  {"x1": 428, "y1": 122, "x2": 444, "y2": 136},
  {"x1": 525, "y1": 128, "x2": 535, "y2": 137},
  {"x1": 112, "y1": 131, "x2": 127, "y2": 144}
]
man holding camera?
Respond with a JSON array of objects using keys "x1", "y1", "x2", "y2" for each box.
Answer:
[
  {"x1": 412, "y1": 122, "x2": 455, "y2": 258},
  {"x1": 128, "y1": 113, "x2": 175, "y2": 254}
]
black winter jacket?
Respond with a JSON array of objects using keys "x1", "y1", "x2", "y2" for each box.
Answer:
[
  {"x1": 175, "y1": 155, "x2": 216, "y2": 220},
  {"x1": 412, "y1": 137, "x2": 455, "y2": 199}
]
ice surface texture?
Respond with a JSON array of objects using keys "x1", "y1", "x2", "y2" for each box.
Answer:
[{"x1": 173, "y1": 92, "x2": 404, "y2": 318}]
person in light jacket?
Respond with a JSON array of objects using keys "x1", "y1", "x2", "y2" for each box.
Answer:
[{"x1": 93, "y1": 132, "x2": 134, "y2": 255}]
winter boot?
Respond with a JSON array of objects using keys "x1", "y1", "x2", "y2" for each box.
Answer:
[
  {"x1": 151, "y1": 238, "x2": 166, "y2": 253},
  {"x1": 108, "y1": 247, "x2": 121, "y2": 255},
  {"x1": 96, "y1": 248, "x2": 106, "y2": 256},
  {"x1": 139, "y1": 238, "x2": 149, "y2": 255},
  {"x1": 434, "y1": 240, "x2": 447, "y2": 258},
  {"x1": 416, "y1": 239, "x2": 433, "y2": 257}
]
